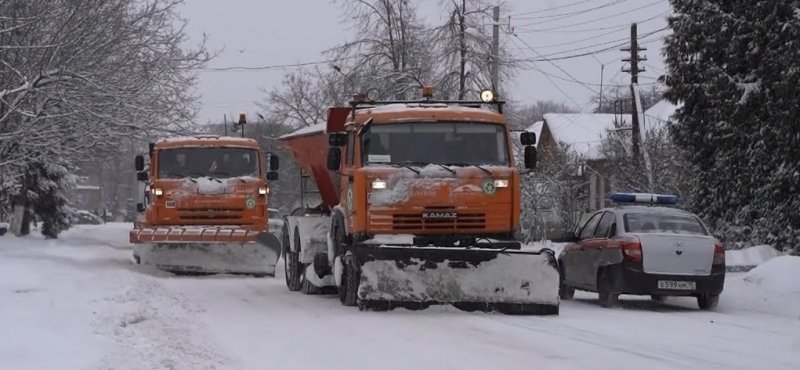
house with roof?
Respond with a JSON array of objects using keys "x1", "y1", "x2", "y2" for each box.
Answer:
[{"x1": 523, "y1": 100, "x2": 679, "y2": 238}]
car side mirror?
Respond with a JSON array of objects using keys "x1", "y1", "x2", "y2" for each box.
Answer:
[
  {"x1": 269, "y1": 155, "x2": 280, "y2": 171},
  {"x1": 135, "y1": 155, "x2": 145, "y2": 171},
  {"x1": 524, "y1": 146, "x2": 537, "y2": 169},
  {"x1": 136, "y1": 171, "x2": 149, "y2": 182},
  {"x1": 327, "y1": 147, "x2": 342, "y2": 171},
  {"x1": 266, "y1": 171, "x2": 279, "y2": 181},
  {"x1": 520, "y1": 132, "x2": 536, "y2": 146},
  {"x1": 136, "y1": 203, "x2": 145, "y2": 213},
  {"x1": 328, "y1": 133, "x2": 347, "y2": 147}
]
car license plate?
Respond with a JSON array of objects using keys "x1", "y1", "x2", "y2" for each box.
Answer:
[{"x1": 657, "y1": 280, "x2": 696, "y2": 290}]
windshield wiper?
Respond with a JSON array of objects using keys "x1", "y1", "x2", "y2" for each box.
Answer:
[
  {"x1": 436, "y1": 164, "x2": 456, "y2": 175},
  {"x1": 393, "y1": 161, "x2": 422, "y2": 175},
  {"x1": 210, "y1": 171, "x2": 246, "y2": 183},
  {"x1": 446, "y1": 162, "x2": 491, "y2": 175}
]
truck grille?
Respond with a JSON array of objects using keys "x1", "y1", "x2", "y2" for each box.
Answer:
[
  {"x1": 392, "y1": 207, "x2": 485, "y2": 231},
  {"x1": 177, "y1": 207, "x2": 244, "y2": 221}
]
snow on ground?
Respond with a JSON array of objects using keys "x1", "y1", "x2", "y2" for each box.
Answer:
[{"x1": 2, "y1": 224, "x2": 799, "y2": 370}]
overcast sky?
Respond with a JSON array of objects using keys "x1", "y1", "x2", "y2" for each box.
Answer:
[{"x1": 179, "y1": 0, "x2": 673, "y2": 124}]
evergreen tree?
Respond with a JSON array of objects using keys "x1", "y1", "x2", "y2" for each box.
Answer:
[
  {"x1": 26, "y1": 163, "x2": 73, "y2": 239},
  {"x1": 665, "y1": 0, "x2": 800, "y2": 253}
]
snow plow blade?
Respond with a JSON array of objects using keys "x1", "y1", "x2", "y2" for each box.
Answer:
[
  {"x1": 130, "y1": 227, "x2": 281, "y2": 276},
  {"x1": 351, "y1": 246, "x2": 560, "y2": 315}
]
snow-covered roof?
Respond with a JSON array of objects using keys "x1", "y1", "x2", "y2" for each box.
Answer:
[
  {"x1": 644, "y1": 99, "x2": 682, "y2": 130},
  {"x1": 279, "y1": 122, "x2": 326, "y2": 140},
  {"x1": 527, "y1": 121, "x2": 544, "y2": 148},
  {"x1": 531, "y1": 113, "x2": 632, "y2": 159}
]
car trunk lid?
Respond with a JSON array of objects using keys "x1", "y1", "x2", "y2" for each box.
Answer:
[{"x1": 636, "y1": 233, "x2": 715, "y2": 275}]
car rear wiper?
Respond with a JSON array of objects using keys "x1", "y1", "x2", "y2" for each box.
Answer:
[{"x1": 445, "y1": 162, "x2": 491, "y2": 175}]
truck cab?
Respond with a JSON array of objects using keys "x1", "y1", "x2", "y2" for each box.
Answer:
[
  {"x1": 325, "y1": 90, "x2": 537, "y2": 248},
  {"x1": 134, "y1": 135, "x2": 279, "y2": 230}
]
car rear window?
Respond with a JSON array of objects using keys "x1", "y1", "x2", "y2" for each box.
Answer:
[{"x1": 623, "y1": 213, "x2": 708, "y2": 235}]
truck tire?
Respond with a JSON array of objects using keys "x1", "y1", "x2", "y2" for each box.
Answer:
[
  {"x1": 284, "y1": 225, "x2": 302, "y2": 291},
  {"x1": 339, "y1": 254, "x2": 359, "y2": 307},
  {"x1": 597, "y1": 270, "x2": 619, "y2": 308}
]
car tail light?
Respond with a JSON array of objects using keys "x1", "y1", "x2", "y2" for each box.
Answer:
[
  {"x1": 713, "y1": 241, "x2": 725, "y2": 265},
  {"x1": 621, "y1": 236, "x2": 642, "y2": 263}
]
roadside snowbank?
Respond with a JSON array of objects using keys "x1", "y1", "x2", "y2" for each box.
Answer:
[
  {"x1": 720, "y1": 256, "x2": 800, "y2": 319},
  {"x1": 725, "y1": 244, "x2": 781, "y2": 269}
]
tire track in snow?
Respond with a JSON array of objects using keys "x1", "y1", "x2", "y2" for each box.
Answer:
[{"x1": 91, "y1": 275, "x2": 235, "y2": 370}]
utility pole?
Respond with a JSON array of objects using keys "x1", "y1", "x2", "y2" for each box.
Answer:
[
  {"x1": 224, "y1": 114, "x2": 228, "y2": 136},
  {"x1": 622, "y1": 23, "x2": 653, "y2": 191},
  {"x1": 621, "y1": 23, "x2": 646, "y2": 166},
  {"x1": 599, "y1": 64, "x2": 605, "y2": 112},
  {"x1": 490, "y1": 5, "x2": 500, "y2": 94}
]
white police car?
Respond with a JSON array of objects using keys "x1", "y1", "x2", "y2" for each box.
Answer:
[{"x1": 558, "y1": 193, "x2": 725, "y2": 310}]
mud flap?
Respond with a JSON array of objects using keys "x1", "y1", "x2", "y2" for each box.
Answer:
[
  {"x1": 134, "y1": 234, "x2": 281, "y2": 276},
  {"x1": 352, "y1": 246, "x2": 560, "y2": 315}
]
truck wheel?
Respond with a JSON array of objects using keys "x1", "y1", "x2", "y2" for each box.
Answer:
[
  {"x1": 284, "y1": 226, "x2": 302, "y2": 291},
  {"x1": 697, "y1": 293, "x2": 719, "y2": 310},
  {"x1": 300, "y1": 263, "x2": 322, "y2": 295},
  {"x1": 597, "y1": 270, "x2": 619, "y2": 308},
  {"x1": 338, "y1": 255, "x2": 359, "y2": 307}
]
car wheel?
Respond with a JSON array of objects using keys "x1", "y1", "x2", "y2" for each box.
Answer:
[
  {"x1": 651, "y1": 294, "x2": 667, "y2": 303},
  {"x1": 559, "y1": 265, "x2": 575, "y2": 300},
  {"x1": 697, "y1": 293, "x2": 720, "y2": 310},
  {"x1": 597, "y1": 270, "x2": 619, "y2": 308}
]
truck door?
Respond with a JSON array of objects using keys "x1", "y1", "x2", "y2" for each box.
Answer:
[{"x1": 340, "y1": 131, "x2": 357, "y2": 230}]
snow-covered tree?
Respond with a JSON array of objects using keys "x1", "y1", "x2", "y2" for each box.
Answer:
[
  {"x1": 433, "y1": 0, "x2": 518, "y2": 100},
  {"x1": 0, "y1": 0, "x2": 209, "y2": 236},
  {"x1": 665, "y1": 0, "x2": 800, "y2": 253}
]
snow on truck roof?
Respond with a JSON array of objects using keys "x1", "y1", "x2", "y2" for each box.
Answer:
[
  {"x1": 280, "y1": 105, "x2": 505, "y2": 140},
  {"x1": 155, "y1": 135, "x2": 260, "y2": 148}
]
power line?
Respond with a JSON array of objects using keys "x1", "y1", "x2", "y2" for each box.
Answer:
[
  {"x1": 515, "y1": 27, "x2": 670, "y2": 62},
  {"x1": 514, "y1": 0, "x2": 630, "y2": 22},
  {"x1": 515, "y1": 11, "x2": 668, "y2": 34},
  {"x1": 198, "y1": 55, "x2": 360, "y2": 72},
  {"x1": 514, "y1": 0, "x2": 667, "y2": 32},
  {"x1": 512, "y1": 33, "x2": 598, "y2": 94},
  {"x1": 511, "y1": 0, "x2": 596, "y2": 17},
  {"x1": 508, "y1": 37, "x2": 582, "y2": 108}
]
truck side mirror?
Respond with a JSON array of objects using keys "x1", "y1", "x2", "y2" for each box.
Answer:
[
  {"x1": 136, "y1": 171, "x2": 149, "y2": 182},
  {"x1": 328, "y1": 133, "x2": 347, "y2": 147},
  {"x1": 524, "y1": 146, "x2": 537, "y2": 169},
  {"x1": 136, "y1": 203, "x2": 145, "y2": 213},
  {"x1": 267, "y1": 171, "x2": 279, "y2": 181},
  {"x1": 327, "y1": 147, "x2": 342, "y2": 171},
  {"x1": 135, "y1": 155, "x2": 145, "y2": 171},
  {"x1": 269, "y1": 155, "x2": 280, "y2": 171},
  {"x1": 520, "y1": 132, "x2": 536, "y2": 146}
]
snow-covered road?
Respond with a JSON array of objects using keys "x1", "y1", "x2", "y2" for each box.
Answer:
[{"x1": 2, "y1": 223, "x2": 799, "y2": 370}]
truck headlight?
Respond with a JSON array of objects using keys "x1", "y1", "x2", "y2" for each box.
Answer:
[
  {"x1": 152, "y1": 187, "x2": 163, "y2": 196},
  {"x1": 259, "y1": 187, "x2": 269, "y2": 195},
  {"x1": 372, "y1": 179, "x2": 387, "y2": 190},
  {"x1": 494, "y1": 179, "x2": 509, "y2": 188}
]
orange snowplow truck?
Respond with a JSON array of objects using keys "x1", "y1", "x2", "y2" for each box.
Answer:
[
  {"x1": 130, "y1": 134, "x2": 282, "y2": 276},
  {"x1": 279, "y1": 87, "x2": 560, "y2": 314}
]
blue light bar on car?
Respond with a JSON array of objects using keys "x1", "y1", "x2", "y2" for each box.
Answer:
[{"x1": 609, "y1": 192, "x2": 679, "y2": 205}]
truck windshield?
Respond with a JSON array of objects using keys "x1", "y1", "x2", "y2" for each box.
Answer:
[
  {"x1": 361, "y1": 122, "x2": 509, "y2": 166},
  {"x1": 157, "y1": 148, "x2": 260, "y2": 179}
]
